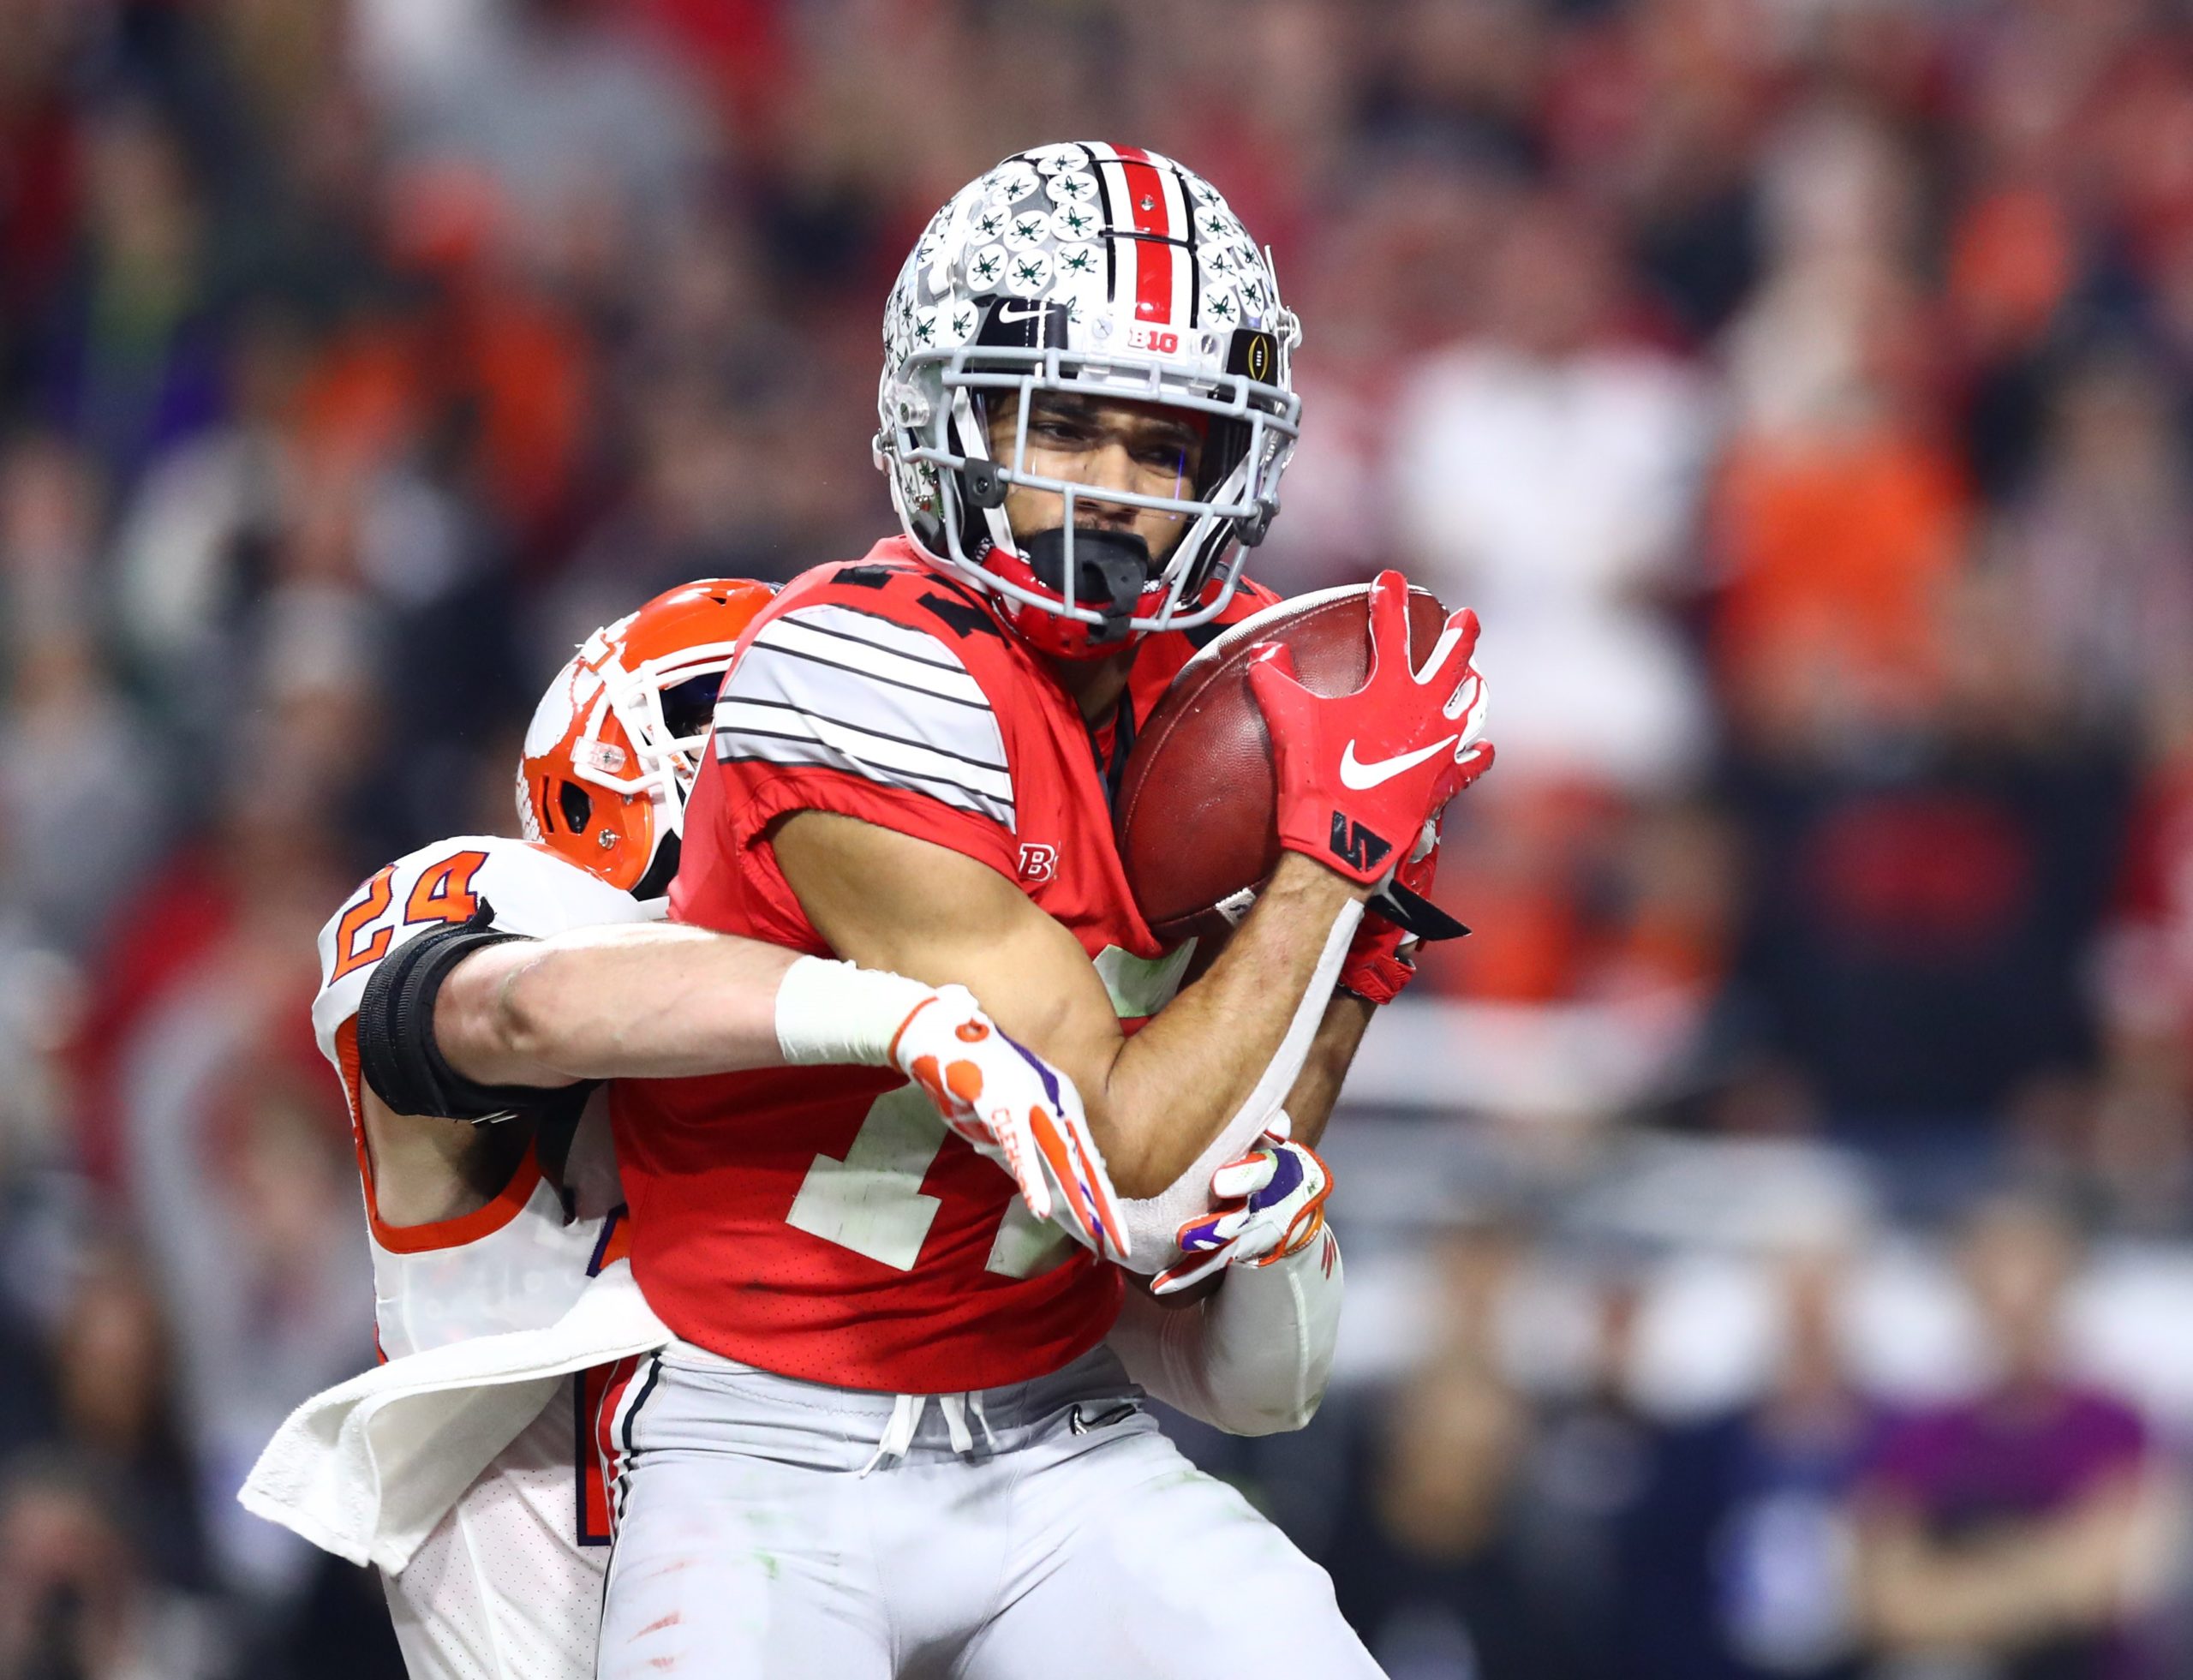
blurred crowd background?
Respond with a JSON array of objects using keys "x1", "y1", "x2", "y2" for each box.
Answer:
[{"x1": 2, "y1": 0, "x2": 2192, "y2": 1675}]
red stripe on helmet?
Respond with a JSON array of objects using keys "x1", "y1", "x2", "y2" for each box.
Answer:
[{"x1": 1113, "y1": 152, "x2": 1176, "y2": 324}]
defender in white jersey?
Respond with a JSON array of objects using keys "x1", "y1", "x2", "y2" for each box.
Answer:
[
  {"x1": 294, "y1": 579, "x2": 1348, "y2": 1680},
  {"x1": 312, "y1": 832, "x2": 643, "y2": 1680}
]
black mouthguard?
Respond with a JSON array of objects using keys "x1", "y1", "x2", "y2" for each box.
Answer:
[{"x1": 1022, "y1": 528, "x2": 1151, "y2": 644}]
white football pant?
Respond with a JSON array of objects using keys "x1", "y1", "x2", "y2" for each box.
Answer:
[{"x1": 597, "y1": 1342, "x2": 1382, "y2": 1679}]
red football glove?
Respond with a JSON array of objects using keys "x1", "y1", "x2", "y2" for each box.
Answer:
[
  {"x1": 1340, "y1": 816, "x2": 1441, "y2": 1005},
  {"x1": 1246, "y1": 571, "x2": 1492, "y2": 888}
]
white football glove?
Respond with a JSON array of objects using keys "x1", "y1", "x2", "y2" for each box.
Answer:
[
  {"x1": 1151, "y1": 1132, "x2": 1333, "y2": 1295},
  {"x1": 893, "y1": 985, "x2": 1126, "y2": 1264}
]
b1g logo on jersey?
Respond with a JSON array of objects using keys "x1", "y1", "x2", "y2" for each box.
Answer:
[{"x1": 1018, "y1": 843, "x2": 1058, "y2": 884}]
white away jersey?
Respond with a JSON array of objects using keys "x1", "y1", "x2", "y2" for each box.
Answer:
[{"x1": 312, "y1": 835, "x2": 654, "y2": 1360}]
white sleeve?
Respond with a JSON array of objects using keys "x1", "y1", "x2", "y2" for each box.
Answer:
[
  {"x1": 1108, "y1": 1228, "x2": 1345, "y2": 1437},
  {"x1": 1111, "y1": 897, "x2": 1361, "y2": 1270},
  {"x1": 309, "y1": 835, "x2": 650, "y2": 1066}
]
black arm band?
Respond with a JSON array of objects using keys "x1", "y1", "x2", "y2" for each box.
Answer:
[{"x1": 356, "y1": 904, "x2": 594, "y2": 1124}]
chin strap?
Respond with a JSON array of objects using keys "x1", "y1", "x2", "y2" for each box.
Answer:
[{"x1": 951, "y1": 388, "x2": 1019, "y2": 561}]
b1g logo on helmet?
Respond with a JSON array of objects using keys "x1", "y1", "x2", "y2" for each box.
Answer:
[{"x1": 1126, "y1": 324, "x2": 1181, "y2": 355}]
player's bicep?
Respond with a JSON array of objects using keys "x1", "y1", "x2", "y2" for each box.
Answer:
[
  {"x1": 355, "y1": 1070, "x2": 533, "y2": 1229},
  {"x1": 772, "y1": 810, "x2": 1125, "y2": 1080}
]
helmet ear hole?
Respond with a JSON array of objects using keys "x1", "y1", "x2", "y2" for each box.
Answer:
[{"x1": 558, "y1": 780, "x2": 593, "y2": 834}]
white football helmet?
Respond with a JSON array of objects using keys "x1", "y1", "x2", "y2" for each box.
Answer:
[{"x1": 875, "y1": 142, "x2": 1302, "y2": 659}]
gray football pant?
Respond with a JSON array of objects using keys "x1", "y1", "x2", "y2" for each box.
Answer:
[{"x1": 596, "y1": 1340, "x2": 1383, "y2": 1679}]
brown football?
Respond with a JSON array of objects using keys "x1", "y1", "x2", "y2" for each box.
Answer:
[{"x1": 1116, "y1": 582, "x2": 1449, "y2": 943}]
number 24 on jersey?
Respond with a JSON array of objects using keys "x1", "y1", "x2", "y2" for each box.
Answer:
[{"x1": 329, "y1": 851, "x2": 491, "y2": 981}]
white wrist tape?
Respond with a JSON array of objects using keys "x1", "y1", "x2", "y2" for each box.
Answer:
[
  {"x1": 1114, "y1": 897, "x2": 1364, "y2": 1269},
  {"x1": 774, "y1": 956, "x2": 938, "y2": 1068}
]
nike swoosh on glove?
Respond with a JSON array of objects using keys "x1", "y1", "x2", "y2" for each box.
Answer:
[
  {"x1": 893, "y1": 987, "x2": 1126, "y2": 1264},
  {"x1": 1151, "y1": 1135, "x2": 1333, "y2": 1295},
  {"x1": 1246, "y1": 569, "x2": 1492, "y2": 887}
]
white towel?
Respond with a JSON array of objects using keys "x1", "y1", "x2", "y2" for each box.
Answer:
[{"x1": 237, "y1": 1261, "x2": 671, "y2": 1574}]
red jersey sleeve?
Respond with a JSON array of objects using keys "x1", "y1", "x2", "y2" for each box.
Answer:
[
  {"x1": 1124, "y1": 574, "x2": 1286, "y2": 725},
  {"x1": 681, "y1": 589, "x2": 1023, "y2": 941}
]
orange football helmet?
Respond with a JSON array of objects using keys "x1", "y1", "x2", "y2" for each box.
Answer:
[{"x1": 517, "y1": 578, "x2": 775, "y2": 896}]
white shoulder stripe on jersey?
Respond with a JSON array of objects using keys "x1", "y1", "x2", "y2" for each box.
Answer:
[
  {"x1": 749, "y1": 618, "x2": 990, "y2": 710},
  {"x1": 716, "y1": 600, "x2": 1013, "y2": 826},
  {"x1": 714, "y1": 694, "x2": 1007, "y2": 781},
  {"x1": 774, "y1": 603, "x2": 986, "y2": 681},
  {"x1": 714, "y1": 697, "x2": 1015, "y2": 828},
  {"x1": 722, "y1": 625, "x2": 1005, "y2": 770}
]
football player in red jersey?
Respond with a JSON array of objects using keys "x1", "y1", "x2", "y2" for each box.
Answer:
[
  {"x1": 601, "y1": 144, "x2": 1491, "y2": 1677},
  {"x1": 248, "y1": 579, "x2": 1346, "y2": 1680}
]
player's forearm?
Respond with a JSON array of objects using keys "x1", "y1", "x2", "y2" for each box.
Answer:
[
  {"x1": 767, "y1": 810, "x2": 1359, "y2": 1196},
  {"x1": 442, "y1": 924, "x2": 800, "y2": 1085},
  {"x1": 1279, "y1": 997, "x2": 1372, "y2": 1149},
  {"x1": 1091, "y1": 854, "x2": 1360, "y2": 1191}
]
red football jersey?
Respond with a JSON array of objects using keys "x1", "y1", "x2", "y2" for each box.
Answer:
[{"x1": 612, "y1": 536, "x2": 1277, "y2": 1392}]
